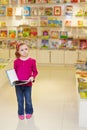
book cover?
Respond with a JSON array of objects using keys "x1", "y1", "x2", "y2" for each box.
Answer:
[
  {"x1": 23, "y1": 27, "x2": 30, "y2": 38},
  {"x1": 6, "y1": 69, "x2": 31, "y2": 86},
  {"x1": 65, "y1": 5, "x2": 73, "y2": 16},
  {"x1": 9, "y1": 30, "x2": 16, "y2": 38},
  {"x1": 7, "y1": 7, "x2": 13, "y2": 16},
  {"x1": 45, "y1": 7, "x2": 53, "y2": 16},
  {"x1": 80, "y1": 0, "x2": 86, "y2": 2},
  {"x1": 14, "y1": 7, "x2": 22, "y2": 16},
  {"x1": 0, "y1": 21, "x2": 6, "y2": 27},
  {"x1": 66, "y1": 38, "x2": 73, "y2": 49},
  {"x1": 59, "y1": 39, "x2": 67, "y2": 49},
  {"x1": 60, "y1": 31, "x2": 68, "y2": 39},
  {"x1": 31, "y1": 7, "x2": 38, "y2": 16},
  {"x1": 0, "y1": 0, "x2": 1, "y2": 4},
  {"x1": 63, "y1": 0, "x2": 71, "y2": 3},
  {"x1": 54, "y1": 6, "x2": 61, "y2": 16},
  {"x1": 40, "y1": 16, "x2": 48, "y2": 26},
  {"x1": 30, "y1": 27, "x2": 38, "y2": 38},
  {"x1": 50, "y1": 39, "x2": 59, "y2": 49},
  {"x1": 20, "y1": 0, "x2": 27, "y2": 4},
  {"x1": 48, "y1": 0, "x2": 60, "y2": 3},
  {"x1": 23, "y1": 6, "x2": 31, "y2": 16},
  {"x1": 79, "y1": 39, "x2": 87, "y2": 50},
  {"x1": 27, "y1": 0, "x2": 36, "y2": 3},
  {"x1": 36, "y1": 0, "x2": 42, "y2": 3},
  {"x1": 50, "y1": 30, "x2": 59, "y2": 39},
  {"x1": 48, "y1": 17, "x2": 62, "y2": 27},
  {"x1": 42, "y1": 0, "x2": 48, "y2": 3},
  {"x1": 41, "y1": 29, "x2": 49, "y2": 39},
  {"x1": 77, "y1": 20, "x2": 84, "y2": 27},
  {"x1": 0, "y1": 6, "x2": 6, "y2": 16},
  {"x1": 71, "y1": 0, "x2": 78, "y2": 2},
  {"x1": 10, "y1": 0, "x2": 18, "y2": 4},
  {"x1": 29, "y1": 18, "x2": 38, "y2": 26},
  {"x1": 38, "y1": 6, "x2": 45, "y2": 16},
  {"x1": 1, "y1": 0, "x2": 9, "y2": 5},
  {"x1": 27, "y1": 39, "x2": 37, "y2": 48},
  {"x1": 40, "y1": 39, "x2": 49, "y2": 49},
  {"x1": 65, "y1": 20, "x2": 72, "y2": 27},
  {"x1": 0, "y1": 30, "x2": 7, "y2": 38},
  {"x1": 17, "y1": 28, "x2": 23, "y2": 38}
]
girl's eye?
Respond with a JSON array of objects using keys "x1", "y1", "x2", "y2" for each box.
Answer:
[
  {"x1": 25, "y1": 48, "x2": 28, "y2": 50},
  {"x1": 21, "y1": 49, "x2": 24, "y2": 51}
]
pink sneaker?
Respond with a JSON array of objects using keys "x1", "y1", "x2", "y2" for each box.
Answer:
[
  {"x1": 18, "y1": 115, "x2": 24, "y2": 120},
  {"x1": 26, "y1": 114, "x2": 32, "y2": 119}
]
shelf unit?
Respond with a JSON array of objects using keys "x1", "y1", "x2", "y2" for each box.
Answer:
[{"x1": 0, "y1": 0, "x2": 87, "y2": 64}]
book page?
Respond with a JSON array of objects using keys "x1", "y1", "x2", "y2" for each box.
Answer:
[{"x1": 6, "y1": 69, "x2": 18, "y2": 86}]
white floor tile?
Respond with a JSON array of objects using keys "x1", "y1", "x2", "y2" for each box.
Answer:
[{"x1": 0, "y1": 66, "x2": 87, "y2": 130}]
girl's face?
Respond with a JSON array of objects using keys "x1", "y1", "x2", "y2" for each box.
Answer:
[{"x1": 18, "y1": 44, "x2": 29, "y2": 58}]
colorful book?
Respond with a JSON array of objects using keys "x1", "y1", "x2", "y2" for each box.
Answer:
[
  {"x1": 1, "y1": 0, "x2": 9, "y2": 5},
  {"x1": 71, "y1": 0, "x2": 78, "y2": 2},
  {"x1": 59, "y1": 39, "x2": 67, "y2": 49},
  {"x1": 30, "y1": 27, "x2": 38, "y2": 38},
  {"x1": 65, "y1": 20, "x2": 72, "y2": 26},
  {"x1": 48, "y1": 0, "x2": 59, "y2": 3},
  {"x1": 79, "y1": 39, "x2": 87, "y2": 50},
  {"x1": 29, "y1": 18, "x2": 38, "y2": 26},
  {"x1": 0, "y1": 30, "x2": 7, "y2": 38},
  {"x1": 80, "y1": 0, "x2": 86, "y2": 2},
  {"x1": 41, "y1": 29, "x2": 49, "y2": 39},
  {"x1": 31, "y1": 7, "x2": 38, "y2": 16},
  {"x1": 9, "y1": 30, "x2": 16, "y2": 38},
  {"x1": 23, "y1": 27, "x2": 31, "y2": 37},
  {"x1": 50, "y1": 30, "x2": 59, "y2": 39},
  {"x1": 17, "y1": 28, "x2": 23, "y2": 38},
  {"x1": 0, "y1": 6, "x2": 6, "y2": 16},
  {"x1": 66, "y1": 38, "x2": 73, "y2": 49},
  {"x1": 65, "y1": 5, "x2": 73, "y2": 16},
  {"x1": 27, "y1": 0, "x2": 36, "y2": 3},
  {"x1": 36, "y1": 0, "x2": 42, "y2": 3},
  {"x1": 27, "y1": 39, "x2": 37, "y2": 48},
  {"x1": 60, "y1": 31, "x2": 68, "y2": 39},
  {"x1": 50, "y1": 39, "x2": 59, "y2": 49},
  {"x1": 7, "y1": 7, "x2": 13, "y2": 16},
  {"x1": 14, "y1": 7, "x2": 22, "y2": 16},
  {"x1": 45, "y1": 7, "x2": 53, "y2": 16},
  {"x1": 23, "y1": 6, "x2": 31, "y2": 16},
  {"x1": 0, "y1": 0, "x2": 1, "y2": 4},
  {"x1": 38, "y1": 6, "x2": 45, "y2": 16},
  {"x1": 20, "y1": 0, "x2": 27, "y2": 4},
  {"x1": 10, "y1": 0, "x2": 18, "y2": 4},
  {"x1": 40, "y1": 16, "x2": 48, "y2": 26},
  {"x1": 63, "y1": 0, "x2": 71, "y2": 3},
  {"x1": 77, "y1": 20, "x2": 84, "y2": 27},
  {"x1": 0, "y1": 21, "x2": 6, "y2": 27},
  {"x1": 48, "y1": 17, "x2": 62, "y2": 27},
  {"x1": 40, "y1": 39, "x2": 49, "y2": 49}
]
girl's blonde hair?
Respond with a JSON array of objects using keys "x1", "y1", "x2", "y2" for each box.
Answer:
[{"x1": 15, "y1": 43, "x2": 27, "y2": 58}]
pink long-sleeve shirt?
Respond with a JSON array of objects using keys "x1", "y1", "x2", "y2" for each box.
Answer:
[{"x1": 14, "y1": 58, "x2": 38, "y2": 86}]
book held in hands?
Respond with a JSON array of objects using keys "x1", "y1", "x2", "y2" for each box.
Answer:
[{"x1": 6, "y1": 69, "x2": 31, "y2": 86}]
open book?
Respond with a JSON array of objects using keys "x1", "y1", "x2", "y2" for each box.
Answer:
[{"x1": 6, "y1": 69, "x2": 31, "y2": 86}]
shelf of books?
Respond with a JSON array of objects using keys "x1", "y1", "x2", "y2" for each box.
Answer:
[
  {"x1": 0, "y1": 0, "x2": 87, "y2": 50},
  {"x1": 0, "y1": 0, "x2": 87, "y2": 64}
]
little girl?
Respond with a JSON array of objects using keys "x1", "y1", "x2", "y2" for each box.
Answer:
[{"x1": 14, "y1": 43, "x2": 38, "y2": 120}]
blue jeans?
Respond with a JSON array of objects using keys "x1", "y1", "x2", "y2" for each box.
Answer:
[{"x1": 15, "y1": 86, "x2": 33, "y2": 115}]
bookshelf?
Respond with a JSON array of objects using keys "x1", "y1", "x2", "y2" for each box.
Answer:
[{"x1": 0, "y1": 0, "x2": 87, "y2": 64}]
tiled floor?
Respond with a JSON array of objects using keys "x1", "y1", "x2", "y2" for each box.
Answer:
[{"x1": 0, "y1": 66, "x2": 87, "y2": 130}]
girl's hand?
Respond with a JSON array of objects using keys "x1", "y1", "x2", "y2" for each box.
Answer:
[{"x1": 29, "y1": 76, "x2": 35, "y2": 82}]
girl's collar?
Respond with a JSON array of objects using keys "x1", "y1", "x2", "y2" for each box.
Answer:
[{"x1": 19, "y1": 56, "x2": 30, "y2": 61}]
